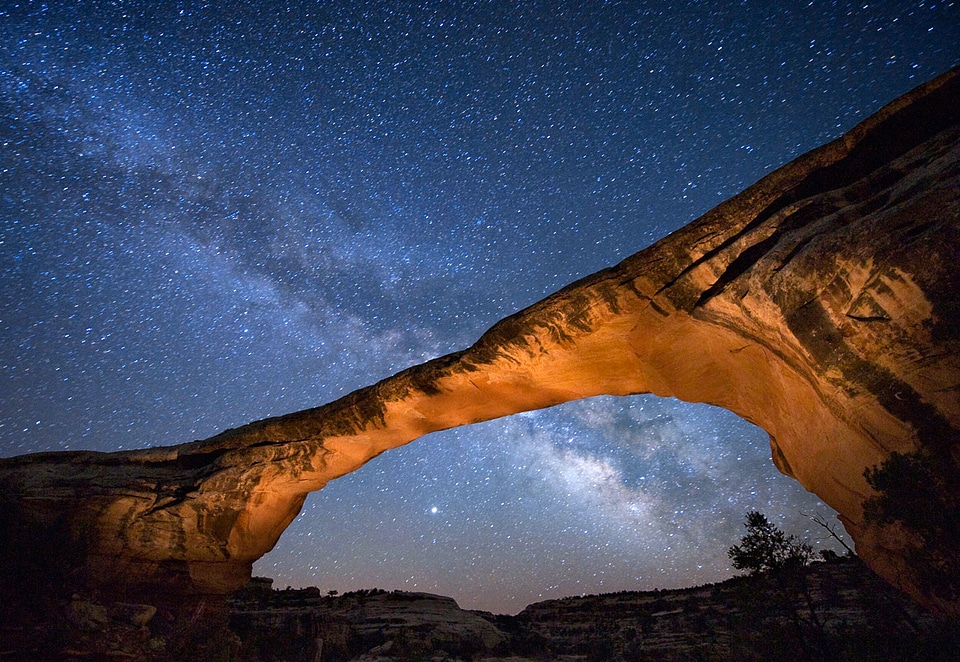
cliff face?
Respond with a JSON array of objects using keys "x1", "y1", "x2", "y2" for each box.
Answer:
[
  {"x1": 1, "y1": 68, "x2": 958, "y2": 615},
  {"x1": 10, "y1": 558, "x2": 944, "y2": 661},
  {"x1": 226, "y1": 559, "x2": 942, "y2": 662}
]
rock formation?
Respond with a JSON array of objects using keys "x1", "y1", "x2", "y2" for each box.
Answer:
[
  {"x1": 1, "y1": 67, "x2": 958, "y2": 616},
  {"x1": 228, "y1": 558, "x2": 943, "y2": 662}
]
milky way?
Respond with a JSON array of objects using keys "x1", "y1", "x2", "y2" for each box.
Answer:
[{"x1": 2, "y1": 1, "x2": 958, "y2": 613}]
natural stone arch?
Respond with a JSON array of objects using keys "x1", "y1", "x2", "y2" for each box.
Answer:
[
  {"x1": 254, "y1": 390, "x2": 823, "y2": 606},
  {"x1": 1, "y1": 66, "x2": 958, "y2": 616}
]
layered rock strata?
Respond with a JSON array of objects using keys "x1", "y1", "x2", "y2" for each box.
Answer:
[{"x1": 1, "y1": 67, "x2": 958, "y2": 615}]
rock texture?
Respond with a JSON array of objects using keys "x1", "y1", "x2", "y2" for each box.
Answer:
[
  {"x1": 7, "y1": 558, "x2": 944, "y2": 660},
  {"x1": 230, "y1": 558, "x2": 950, "y2": 662},
  {"x1": 231, "y1": 588, "x2": 508, "y2": 661},
  {"x1": 1, "y1": 67, "x2": 958, "y2": 615}
]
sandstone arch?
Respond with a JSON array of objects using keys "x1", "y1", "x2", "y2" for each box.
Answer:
[{"x1": 2, "y1": 67, "x2": 958, "y2": 616}]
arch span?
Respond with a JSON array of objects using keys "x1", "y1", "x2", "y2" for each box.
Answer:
[{"x1": 2, "y1": 67, "x2": 958, "y2": 615}]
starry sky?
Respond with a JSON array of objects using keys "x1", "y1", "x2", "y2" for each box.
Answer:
[{"x1": 2, "y1": 1, "x2": 958, "y2": 614}]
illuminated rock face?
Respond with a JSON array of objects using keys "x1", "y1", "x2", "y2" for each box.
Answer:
[{"x1": 1, "y1": 68, "x2": 958, "y2": 614}]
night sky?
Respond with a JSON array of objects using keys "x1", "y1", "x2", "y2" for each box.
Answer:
[{"x1": 2, "y1": 1, "x2": 958, "y2": 614}]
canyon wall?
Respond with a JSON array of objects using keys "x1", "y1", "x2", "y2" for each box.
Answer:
[{"x1": 1, "y1": 68, "x2": 958, "y2": 615}]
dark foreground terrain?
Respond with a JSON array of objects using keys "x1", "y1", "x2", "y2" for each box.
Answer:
[{"x1": 3, "y1": 555, "x2": 958, "y2": 660}]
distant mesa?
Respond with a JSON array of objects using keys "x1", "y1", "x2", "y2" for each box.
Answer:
[{"x1": 1, "y1": 66, "x2": 958, "y2": 617}]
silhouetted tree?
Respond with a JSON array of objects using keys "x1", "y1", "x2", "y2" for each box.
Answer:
[
  {"x1": 728, "y1": 511, "x2": 815, "y2": 574},
  {"x1": 803, "y1": 510, "x2": 856, "y2": 557},
  {"x1": 863, "y1": 449, "x2": 960, "y2": 602},
  {"x1": 729, "y1": 511, "x2": 827, "y2": 660}
]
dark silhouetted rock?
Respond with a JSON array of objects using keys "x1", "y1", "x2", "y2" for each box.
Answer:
[{"x1": 225, "y1": 558, "x2": 948, "y2": 662}]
